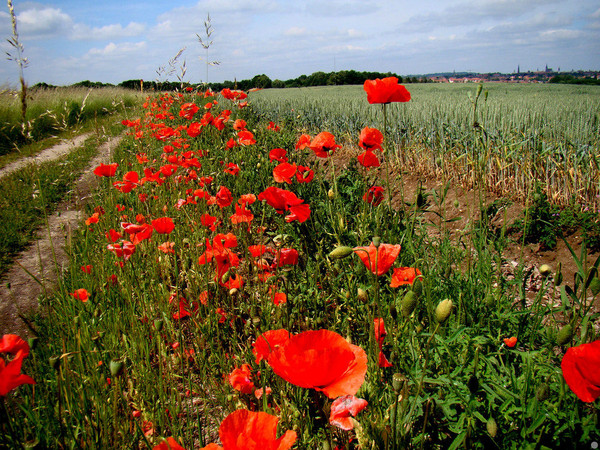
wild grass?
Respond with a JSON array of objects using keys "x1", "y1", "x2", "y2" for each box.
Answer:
[
  {"x1": 0, "y1": 86, "x2": 143, "y2": 156},
  {"x1": 1, "y1": 87, "x2": 598, "y2": 449}
]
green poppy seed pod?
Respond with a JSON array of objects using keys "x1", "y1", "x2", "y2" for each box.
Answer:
[
  {"x1": 556, "y1": 324, "x2": 573, "y2": 346},
  {"x1": 453, "y1": 199, "x2": 460, "y2": 209},
  {"x1": 357, "y1": 288, "x2": 368, "y2": 303},
  {"x1": 328, "y1": 246, "x2": 354, "y2": 260},
  {"x1": 110, "y1": 359, "x2": 125, "y2": 377},
  {"x1": 372, "y1": 236, "x2": 381, "y2": 248},
  {"x1": 400, "y1": 290, "x2": 418, "y2": 318},
  {"x1": 392, "y1": 373, "x2": 407, "y2": 393},
  {"x1": 590, "y1": 277, "x2": 600, "y2": 296},
  {"x1": 539, "y1": 264, "x2": 552, "y2": 278},
  {"x1": 536, "y1": 383, "x2": 549, "y2": 402},
  {"x1": 486, "y1": 417, "x2": 498, "y2": 438},
  {"x1": 154, "y1": 319, "x2": 164, "y2": 331},
  {"x1": 435, "y1": 299, "x2": 453, "y2": 323}
]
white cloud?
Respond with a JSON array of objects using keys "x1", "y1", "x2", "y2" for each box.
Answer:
[
  {"x1": 85, "y1": 41, "x2": 147, "y2": 58},
  {"x1": 17, "y1": 7, "x2": 73, "y2": 37},
  {"x1": 285, "y1": 27, "x2": 307, "y2": 37},
  {"x1": 538, "y1": 29, "x2": 583, "y2": 41},
  {"x1": 71, "y1": 22, "x2": 146, "y2": 41}
]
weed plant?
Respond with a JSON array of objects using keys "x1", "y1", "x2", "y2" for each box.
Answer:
[{"x1": 1, "y1": 88, "x2": 599, "y2": 449}]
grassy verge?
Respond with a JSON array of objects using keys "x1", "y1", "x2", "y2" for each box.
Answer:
[
  {"x1": 1, "y1": 88, "x2": 598, "y2": 449},
  {"x1": 0, "y1": 122, "x2": 123, "y2": 277},
  {"x1": 0, "y1": 86, "x2": 144, "y2": 157}
]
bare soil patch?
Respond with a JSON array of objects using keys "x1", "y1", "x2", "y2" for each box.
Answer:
[
  {"x1": 0, "y1": 135, "x2": 122, "y2": 337},
  {"x1": 0, "y1": 133, "x2": 92, "y2": 179}
]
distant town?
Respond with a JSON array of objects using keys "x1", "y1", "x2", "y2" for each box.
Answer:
[{"x1": 424, "y1": 67, "x2": 600, "y2": 84}]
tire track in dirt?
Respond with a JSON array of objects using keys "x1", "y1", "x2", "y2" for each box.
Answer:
[
  {"x1": 0, "y1": 134, "x2": 122, "y2": 337},
  {"x1": 0, "y1": 133, "x2": 93, "y2": 179}
]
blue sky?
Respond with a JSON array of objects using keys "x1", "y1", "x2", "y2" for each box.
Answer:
[{"x1": 1, "y1": 0, "x2": 599, "y2": 86}]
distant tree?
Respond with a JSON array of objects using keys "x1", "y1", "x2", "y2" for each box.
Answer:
[{"x1": 272, "y1": 79, "x2": 285, "y2": 88}]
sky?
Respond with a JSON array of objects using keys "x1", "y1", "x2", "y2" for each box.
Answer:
[{"x1": 1, "y1": 0, "x2": 599, "y2": 87}]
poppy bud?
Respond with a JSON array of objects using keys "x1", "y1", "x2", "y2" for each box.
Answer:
[
  {"x1": 556, "y1": 324, "x2": 573, "y2": 346},
  {"x1": 328, "y1": 189, "x2": 335, "y2": 199},
  {"x1": 229, "y1": 288, "x2": 238, "y2": 296},
  {"x1": 221, "y1": 270, "x2": 231, "y2": 283},
  {"x1": 435, "y1": 299, "x2": 453, "y2": 323},
  {"x1": 539, "y1": 264, "x2": 552, "y2": 278},
  {"x1": 554, "y1": 262, "x2": 563, "y2": 286},
  {"x1": 400, "y1": 290, "x2": 418, "y2": 318},
  {"x1": 484, "y1": 292, "x2": 495, "y2": 308},
  {"x1": 590, "y1": 277, "x2": 600, "y2": 296},
  {"x1": 536, "y1": 383, "x2": 549, "y2": 402},
  {"x1": 256, "y1": 163, "x2": 261, "y2": 169},
  {"x1": 154, "y1": 319, "x2": 164, "y2": 331},
  {"x1": 49, "y1": 356, "x2": 61, "y2": 370},
  {"x1": 372, "y1": 236, "x2": 381, "y2": 248},
  {"x1": 486, "y1": 417, "x2": 498, "y2": 437},
  {"x1": 357, "y1": 288, "x2": 368, "y2": 303},
  {"x1": 328, "y1": 246, "x2": 354, "y2": 260},
  {"x1": 28, "y1": 337, "x2": 38, "y2": 350},
  {"x1": 110, "y1": 359, "x2": 125, "y2": 377}
]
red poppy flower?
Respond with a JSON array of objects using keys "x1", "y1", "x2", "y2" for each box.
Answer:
[
  {"x1": 266, "y1": 329, "x2": 368, "y2": 398},
  {"x1": 187, "y1": 122, "x2": 202, "y2": 138},
  {"x1": 106, "y1": 229, "x2": 123, "y2": 243},
  {"x1": 158, "y1": 241, "x2": 175, "y2": 254},
  {"x1": 295, "y1": 134, "x2": 311, "y2": 150},
  {"x1": 0, "y1": 334, "x2": 30, "y2": 358},
  {"x1": 85, "y1": 212, "x2": 100, "y2": 226},
  {"x1": 378, "y1": 350, "x2": 393, "y2": 368},
  {"x1": 107, "y1": 241, "x2": 136, "y2": 260},
  {"x1": 179, "y1": 102, "x2": 199, "y2": 120},
  {"x1": 153, "y1": 437, "x2": 186, "y2": 450},
  {"x1": 363, "y1": 77, "x2": 411, "y2": 104},
  {"x1": 0, "y1": 353, "x2": 35, "y2": 397},
  {"x1": 309, "y1": 132, "x2": 341, "y2": 158},
  {"x1": 258, "y1": 187, "x2": 311, "y2": 223},
  {"x1": 359, "y1": 127, "x2": 384, "y2": 151},
  {"x1": 390, "y1": 267, "x2": 422, "y2": 287},
  {"x1": 354, "y1": 242, "x2": 401, "y2": 276},
  {"x1": 216, "y1": 186, "x2": 233, "y2": 208},
  {"x1": 230, "y1": 203, "x2": 254, "y2": 225},
  {"x1": 295, "y1": 165, "x2": 314, "y2": 183},
  {"x1": 93, "y1": 163, "x2": 118, "y2": 177},
  {"x1": 267, "y1": 121, "x2": 280, "y2": 132},
  {"x1": 374, "y1": 318, "x2": 387, "y2": 349},
  {"x1": 503, "y1": 337, "x2": 517, "y2": 348},
  {"x1": 233, "y1": 119, "x2": 247, "y2": 130},
  {"x1": 253, "y1": 329, "x2": 291, "y2": 364},
  {"x1": 269, "y1": 148, "x2": 288, "y2": 163},
  {"x1": 357, "y1": 150, "x2": 380, "y2": 168},
  {"x1": 363, "y1": 186, "x2": 384, "y2": 206},
  {"x1": 224, "y1": 162, "x2": 241, "y2": 176},
  {"x1": 152, "y1": 217, "x2": 175, "y2": 234},
  {"x1": 70, "y1": 288, "x2": 90, "y2": 302},
  {"x1": 201, "y1": 213, "x2": 220, "y2": 231},
  {"x1": 201, "y1": 409, "x2": 297, "y2": 450},
  {"x1": 113, "y1": 171, "x2": 139, "y2": 193},
  {"x1": 81, "y1": 264, "x2": 93, "y2": 274},
  {"x1": 237, "y1": 130, "x2": 256, "y2": 146},
  {"x1": 329, "y1": 395, "x2": 368, "y2": 431},
  {"x1": 273, "y1": 163, "x2": 297, "y2": 184},
  {"x1": 562, "y1": 340, "x2": 600, "y2": 402},
  {"x1": 229, "y1": 364, "x2": 255, "y2": 394}
]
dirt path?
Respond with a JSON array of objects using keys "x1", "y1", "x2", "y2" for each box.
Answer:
[
  {"x1": 0, "y1": 134, "x2": 122, "y2": 338},
  {"x1": 0, "y1": 132, "x2": 93, "y2": 179}
]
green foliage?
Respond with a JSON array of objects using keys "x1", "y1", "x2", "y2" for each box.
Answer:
[{"x1": 2, "y1": 88, "x2": 599, "y2": 449}]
